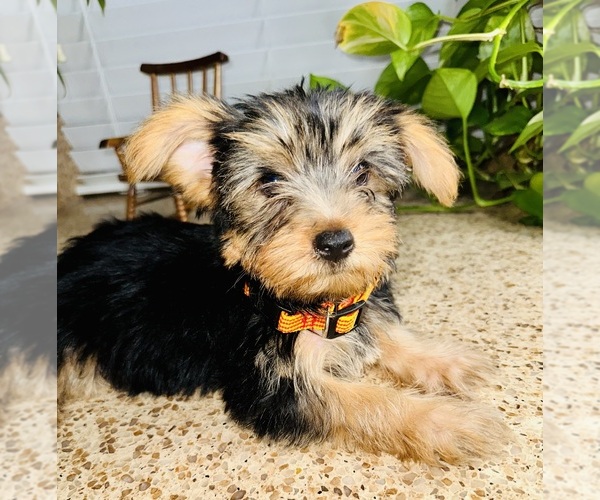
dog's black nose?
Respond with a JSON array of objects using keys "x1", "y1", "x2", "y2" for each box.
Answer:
[{"x1": 314, "y1": 230, "x2": 355, "y2": 262}]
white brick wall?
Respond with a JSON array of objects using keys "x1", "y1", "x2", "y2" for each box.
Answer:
[{"x1": 0, "y1": 0, "x2": 57, "y2": 195}]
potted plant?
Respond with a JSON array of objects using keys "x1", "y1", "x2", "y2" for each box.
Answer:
[{"x1": 312, "y1": 0, "x2": 544, "y2": 224}]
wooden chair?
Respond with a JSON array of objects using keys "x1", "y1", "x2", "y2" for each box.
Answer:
[{"x1": 99, "y1": 51, "x2": 229, "y2": 221}]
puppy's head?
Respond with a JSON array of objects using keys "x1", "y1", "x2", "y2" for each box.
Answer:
[{"x1": 125, "y1": 87, "x2": 460, "y2": 302}]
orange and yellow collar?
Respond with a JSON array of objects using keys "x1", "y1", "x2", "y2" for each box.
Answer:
[{"x1": 243, "y1": 282, "x2": 374, "y2": 339}]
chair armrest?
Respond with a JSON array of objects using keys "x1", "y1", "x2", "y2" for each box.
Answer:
[{"x1": 99, "y1": 136, "x2": 128, "y2": 150}]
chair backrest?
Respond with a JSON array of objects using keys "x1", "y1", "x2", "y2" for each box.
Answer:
[{"x1": 139, "y1": 51, "x2": 229, "y2": 111}]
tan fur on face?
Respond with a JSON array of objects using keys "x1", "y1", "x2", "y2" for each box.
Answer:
[
  {"x1": 121, "y1": 92, "x2": 461, "y2": 299},
  {"x1": 220, "y1": 230, "x2": 247, "y2": 268},
  {"x1": 122, "y1": 92, "x2": 460, "y2": 212},
  {"x1": 397, "y1": 111, "x2": 461, "y2": 207},
  {"x1": 249, "y1": 196, "x2": 399, "y2": 301}
]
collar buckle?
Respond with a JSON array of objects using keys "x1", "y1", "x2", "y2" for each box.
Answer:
[{"x1": 322, "y1": 300, "x2": 366, "y2": 339}]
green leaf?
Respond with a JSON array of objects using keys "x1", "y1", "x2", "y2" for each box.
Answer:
[
  {"x1": 308, "y1": 74, "x2": 348, "y2": 91},
  {"x1": 558, "y1": 111, "x2": 600, "y2": 153},
  {"x1": 457, "y1": 0, "x2": 499, "y2": 16},
  {"x1": 530, "y1": 172, "x2": 543, "y2": 196},
  {"x1": 544, "y1": 171, "x2": 587, "y2": 191},
  {"x1": 560, "y1": 110, "x2": 600, "y2": 151},
  {"x1": 545, "y1": 106, "x2": 589, "y2": 136},
  {"x1": 375, "y1": 57, "x2": 431, "y2": 104},
  {"x1": 513, "y1": 188, "x2": 543, "y2": 220},
  {"x1": 545, "y1": 42, "x2": 600, "y2": 66},
  {"x1": 468, "y1": 104, "x2": 490, "y2": 127},
  {"x1": 439, "y1": 9, "x2": 487, "y2": 64},
  {"x1": 406, "y1": 2, "x2": 439, "y2": 46},
  {"x1": 478, "y1": 14, "x2": 503, "y2": 62},
  {"x1": 390, "y1": 49, "x2": 420, "y2": 81},
  {"x1": 484, "y1": 106, "x2": 534, "y2": 136},
  {"x1": 389, "y1": 3, "x2": 439, "y2": 82},
  {"x1": 335, "y1": 2, "x2": 412, "y2": 55},
  {"x1": 421, "y1": 68, "x2": 477, "y2": 120},
  {"x1": 519, "y1": 214, "x2": 543, "y2": 226},
  {"x1": 476, "y1": 42, "x2": 543, "y2": 83},
  {"x1": 479, "y1": 10, "x2": 535, "y2": 62},
  {"x1": 374, "y1": 63, "x2": 401, "y2": 99},
  {"x1": 561, "y1": 189, "x2": 600, "y2": 222},
  {"x1": 443, "y1": 42, "x2": 482, "y2": 72},
  {"x1": 496, "y1": 41, "x2": 542, "y2": 65},
  {"x1": 584, "y1": 172, "x2": 600, "y2": 196},
  {"x1": 494, "y1": 171, "x2": 536, "y2": 190},
  {"x1": 509, "y1": 111, "x2": 543, "y2": 152}
]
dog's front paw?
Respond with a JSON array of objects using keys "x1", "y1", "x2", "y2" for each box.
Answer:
[
  {"x1": 378, "y1": 333, "x2": 494, "y2": 396},
  {"x1": 408, "y1": 343, "x2": 493, "y2": 395},
  {"x1": 317, "y1": 378, "x2": 509, "y2": 465},
  {"x1": 407, "y1": 395, "x2": 511, "y2": 464}
]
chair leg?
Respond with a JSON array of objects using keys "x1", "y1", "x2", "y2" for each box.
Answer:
[
  {"x1": 126, "y1": 184, "x2": 137, "y2": 220},
  {"x1": 174, "y1": 193, "x2": 188, "y2": 222}
]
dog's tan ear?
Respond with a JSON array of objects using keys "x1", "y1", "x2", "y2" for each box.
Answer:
[
  {"x1": 396, "y1": 111, "x2": 461, "y2": 207},
  {"x1": 124, "y1": 95, "x2": 232, "y2": 208}
]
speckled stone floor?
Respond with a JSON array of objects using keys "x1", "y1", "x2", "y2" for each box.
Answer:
[
  {"x1": 55, "y1": 197, "x2": 543, "y2": 499},
  {"x1": 543, "y1": 222, "x2": 600, "y2": 499}
]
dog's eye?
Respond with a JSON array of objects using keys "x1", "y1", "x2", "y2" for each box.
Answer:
[
  {"x1": 259, "y1": 171, "x2": 282, "y2": 197},
  {"x1": 352, "y1": 162, "x2": 370, "y2": 186}
]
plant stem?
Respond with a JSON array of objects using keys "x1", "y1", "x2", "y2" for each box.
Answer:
[
  {"x1": 519, "y1": 9, "x2": 529, "y2": 82},
  {"x1": 461, "y1": 117, "x2": 514, "y2": 207},
  {"x1": 437, "y1": 14, "x2": 461, "y2": 23},
  {"x1": 571, "y1": 12, "x2": 582, "y2": 82},
  {"x1": 546, "y1": 76, "x2": 600, "y2": 89},
  {"x1": 543, "y1": 0, "x2": 585, "y2": 46},
  {"x1": 545, "y1": 0, "x2": 583, "y2": 7},
  {"x1": 412, "y1": 28, "x2": 506, "y2": 51},
  {"x1": 488, "y1": 0, "x2": 543, "y2": 89},
  {"x1": 510, "y1": 61, "x2": 520, "y2": 81},
  {"x1": 500, "y1": 75, "x2": 543, "y2": 89}
]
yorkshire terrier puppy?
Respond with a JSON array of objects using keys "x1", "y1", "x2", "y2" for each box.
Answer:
[{"x1": 58, "y1": 86, "x2": 508, "y2": 464}]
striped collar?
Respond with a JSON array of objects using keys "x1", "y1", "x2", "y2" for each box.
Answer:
[{"x1": 243, "y1": 282, "x2": 374, "y2": 339}]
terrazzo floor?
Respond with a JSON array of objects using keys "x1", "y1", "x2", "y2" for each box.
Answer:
[
  {"x1": 543, "y1": 222, "x2": 600, "y2": 499},
  {"x1": 54, "y1": 195, "x2": 544, "y2": 499}
]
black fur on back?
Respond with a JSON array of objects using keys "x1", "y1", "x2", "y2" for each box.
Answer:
[{"x1": 58, "y1": 215, "x2": 313, "y2": 442}]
